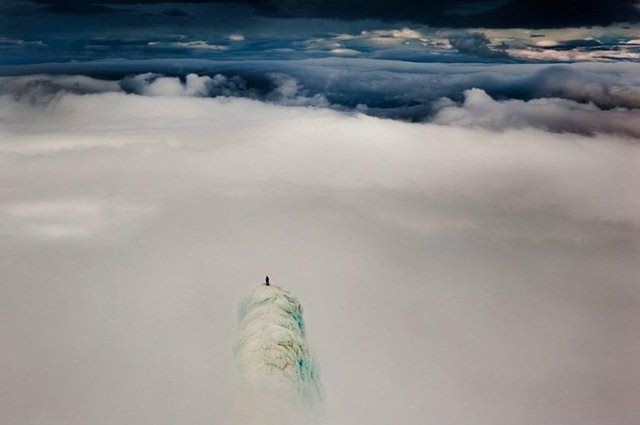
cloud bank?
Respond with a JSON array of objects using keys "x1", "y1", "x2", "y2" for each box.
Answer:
[
  {"x1": 1, "y1": 83, "x2": 639, "y2": 425},
  {"x1": 2, "y1": 63, "x2": 639, "y2": 138},
  {"x1": 433, "y1": 88, "x2": 640, "y2": 138}
]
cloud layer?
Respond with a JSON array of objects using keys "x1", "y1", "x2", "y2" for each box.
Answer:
[
  {"x1": 1, "y1": 84, "x2": 639, "y2": 425},
  {"x1": 2, "y1": 3, "x2": 639, "y2": 66},
  {"x1": 433, "y1": 88, "x2": 640, "y2": 138},
  {"x1": 2, "y1": 62, "x2": 639, "y2": 138}
]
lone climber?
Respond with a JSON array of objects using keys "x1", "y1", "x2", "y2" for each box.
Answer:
[{"x1": 265, "y1": 276, "x2": 270, "y2": 286}]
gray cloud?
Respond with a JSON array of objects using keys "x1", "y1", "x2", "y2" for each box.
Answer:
[{"x1": 449, "y1": 32, "x2": 508, "y2": 58}]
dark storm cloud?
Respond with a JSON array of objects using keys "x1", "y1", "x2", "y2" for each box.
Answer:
[{"x1": 22, "y1": 0, "x2": 640, "y2": 27}]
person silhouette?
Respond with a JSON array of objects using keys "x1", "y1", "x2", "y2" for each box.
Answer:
[{"x1": 265, "y1": 276, "x2": 270, "y2": 286}]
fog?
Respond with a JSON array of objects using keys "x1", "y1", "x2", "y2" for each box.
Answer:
[{"x1": 1, "y1": 85, "x2": 639, "y2": 425}]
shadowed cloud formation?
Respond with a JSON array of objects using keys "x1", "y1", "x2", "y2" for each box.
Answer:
[{"x1": 2, "y1": 61, "x2": 639, "y2": 137}]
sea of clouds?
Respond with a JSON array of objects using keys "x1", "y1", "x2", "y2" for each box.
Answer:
[
  {"x1": 1, "y1": 69, "x2": 639, "y2": 425},
  {"x1": 3, "y1": 59, "x2": 640, "y2": 136}
]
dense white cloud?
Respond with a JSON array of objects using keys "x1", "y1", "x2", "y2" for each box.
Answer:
[
  {"x1": 1, "y1": 83, "x2": 639, "y2": 425},
  {"x1": 433, "y1": 88, "x2": 640, "y2": 138}
]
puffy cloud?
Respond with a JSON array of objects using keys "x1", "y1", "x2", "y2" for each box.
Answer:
[
  {"x1": 517, "y1": 65, "x2": 640, "y2": 109},
  {"x1": 119, "y1": 73, "x2": 248, "y2": 98},
  {"x1": 433, "y1": 88, "x2": 640, "y2": 138},
  {"x1": 3, "y1": 62, "x2": 640, "y2": 135},
  {"x1": 121, "y1": 73, "x2": 226, "y2": 97},
  {"x1": 265, "y1": 73, "x2": 329, "y2": 107},
  {"x1": 449, "y1": 32, "x2": 508, "y2": 58}
]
